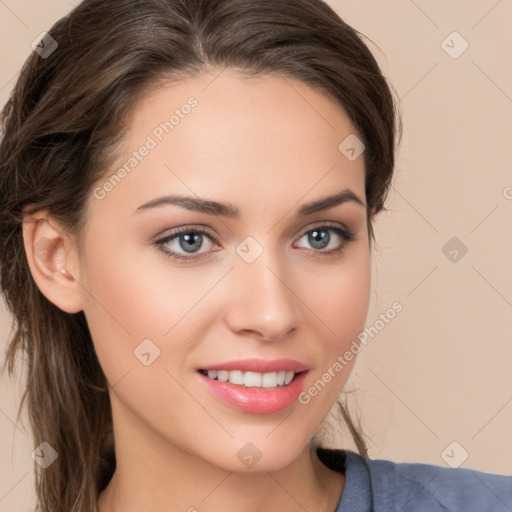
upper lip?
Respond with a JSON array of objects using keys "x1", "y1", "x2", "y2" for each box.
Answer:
[{"x1": 198, "y1": 358, "x2": 309, "y2": 373}]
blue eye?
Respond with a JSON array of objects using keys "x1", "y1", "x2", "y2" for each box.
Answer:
[
  {"x1": 154, "y1": 223, "x2": 356, "y2": 263},
  {"x1": 294, "y1": 224, "x2": 355, "y2": 253},
  {"x1": 155, "y1": 226, "x2": 218, "y2": 262}
]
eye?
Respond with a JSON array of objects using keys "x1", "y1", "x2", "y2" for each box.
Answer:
[
  {"x1": 154, "y1": 226, "x2": 220, "y2": 263},
  {"x1": 154, "y1": 223, "x2": 356, "y2": 263},
  {"x1": 293, "y1": 223, "x2": 356, "y2": 257}
]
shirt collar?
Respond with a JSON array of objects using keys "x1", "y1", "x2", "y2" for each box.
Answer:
[{"x1": 316, "y1": 447, "x2": 373, "y2": 512}]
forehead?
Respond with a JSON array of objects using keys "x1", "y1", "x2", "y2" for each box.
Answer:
[
  {"x1": 88, "y1": 69, "x2": 366, "y2": 221},
  {"x1": 130, "y1": 68, "x2": 360, "y2": 151}
]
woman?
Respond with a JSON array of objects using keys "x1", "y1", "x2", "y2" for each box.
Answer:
[{"x1": 0, "y1": 0, "x2": 510, "y2": 511}]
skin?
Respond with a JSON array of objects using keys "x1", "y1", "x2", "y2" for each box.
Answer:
[{"x1": 22, "y1": 69, "x2": 372, "y2": 512}]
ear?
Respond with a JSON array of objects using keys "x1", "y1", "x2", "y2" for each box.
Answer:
[{"x1": 22, "y1": 206, "x2": 84, "y2": 314}]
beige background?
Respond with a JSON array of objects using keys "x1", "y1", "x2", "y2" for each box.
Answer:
[{"x1": 1, "y1": 0, "x2": 511, "y2": 509}]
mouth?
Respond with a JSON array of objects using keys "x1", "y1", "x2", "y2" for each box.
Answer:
[
  {"x1": 197, "y1": 369, "x2": 302, "y2": 388},
  {"x1": 196, "y1": 359, "x2": 309, "y2": 414}
]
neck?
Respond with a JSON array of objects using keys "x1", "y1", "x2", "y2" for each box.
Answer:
[{"x1": 97, "y1": 397, "x2": 345, "y2": 512}]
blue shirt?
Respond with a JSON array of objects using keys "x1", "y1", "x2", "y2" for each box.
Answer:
[{"x1": 316, "y1": 447, "x2": 512, "y2": 511}]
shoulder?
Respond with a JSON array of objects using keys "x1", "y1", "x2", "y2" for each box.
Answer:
[
  {"x1": 348, "y1": 450, "x2": 512, "y2": 511},
  {"x1": 317, "y1": 447, "x2": 512, "y2": 512}
]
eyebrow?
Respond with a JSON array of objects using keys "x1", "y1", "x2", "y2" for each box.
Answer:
[{"x1": 133, "y1": 188, "x2": 365, "y2": 218}]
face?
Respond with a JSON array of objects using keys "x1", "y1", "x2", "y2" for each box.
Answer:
[{"x1": 75, "y1": 69, "x2": 371, "y2": 472}]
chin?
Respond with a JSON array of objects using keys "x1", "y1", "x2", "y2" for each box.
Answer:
[{"x1": 195, "y1": 430, "x2": 313, "y2": 474}]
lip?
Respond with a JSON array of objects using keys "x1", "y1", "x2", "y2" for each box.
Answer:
[
  {"x1": 197, "y1": 369, "x2": 309, "y2": 414},
  {"x1": 198, "y1": 358, "x2": 309, "y2": 373}
]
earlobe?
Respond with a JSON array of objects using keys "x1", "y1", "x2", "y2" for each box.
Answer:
[{"x1": 22, "y1": 208, "x2": 84, "y2": 314}]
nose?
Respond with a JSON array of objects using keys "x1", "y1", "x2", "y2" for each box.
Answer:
[{"x1": 223, "y1": 248, "x2": 301, "y2": 342}]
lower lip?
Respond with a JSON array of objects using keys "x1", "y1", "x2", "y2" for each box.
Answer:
[{"x1": 197, "y1": 371, "x2": 308, "y2": 414}]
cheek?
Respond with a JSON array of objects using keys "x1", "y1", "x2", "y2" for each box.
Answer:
[
  {"x1": 292, "y1": 248, "x2": 370, "y2": 425},
  {"x1": 79, "y1": 232, "x2": 225, "y2": 380},
  {"x1": 305, "y1": 241, "x2": 371, "y2": 350},
  {"x1": 333, "y1": 261, "x2": 371, "y2": 344}
]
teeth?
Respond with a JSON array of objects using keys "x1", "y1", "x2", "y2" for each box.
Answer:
[
  {"x1": 229, "y1": 370, "x2": 244, "y2": 385},
  {"x1": 284, "y1": 371, "x2": 294, "y2": 385},
  {"x1": 203, "y1": 369, "x2": 298, "y2": 388},
  {"x1": 217, "y1": 370, "x2": 229, "y2": 382},
  {"x1": 244, "y1": 371, "x2": 262, "y2": 387},
  {"x1": 262, "y1": 372, "x2": 277, "y2": 388}
]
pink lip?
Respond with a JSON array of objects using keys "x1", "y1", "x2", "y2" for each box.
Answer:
[
  {"x1": 198, "y1": 358, "x2": 309, "y2": 373},
  {"x1": 197, "y1": 371, "x2": 308, "y2": 414}
]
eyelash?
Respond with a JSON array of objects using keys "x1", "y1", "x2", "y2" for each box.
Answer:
[{"x1": 154, "y1": 223, "x2": 357, "y2": 263}]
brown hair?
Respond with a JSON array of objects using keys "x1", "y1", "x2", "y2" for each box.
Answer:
[{"x1": 0, "y1": 0, "x2": 402, "y2": 510}]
